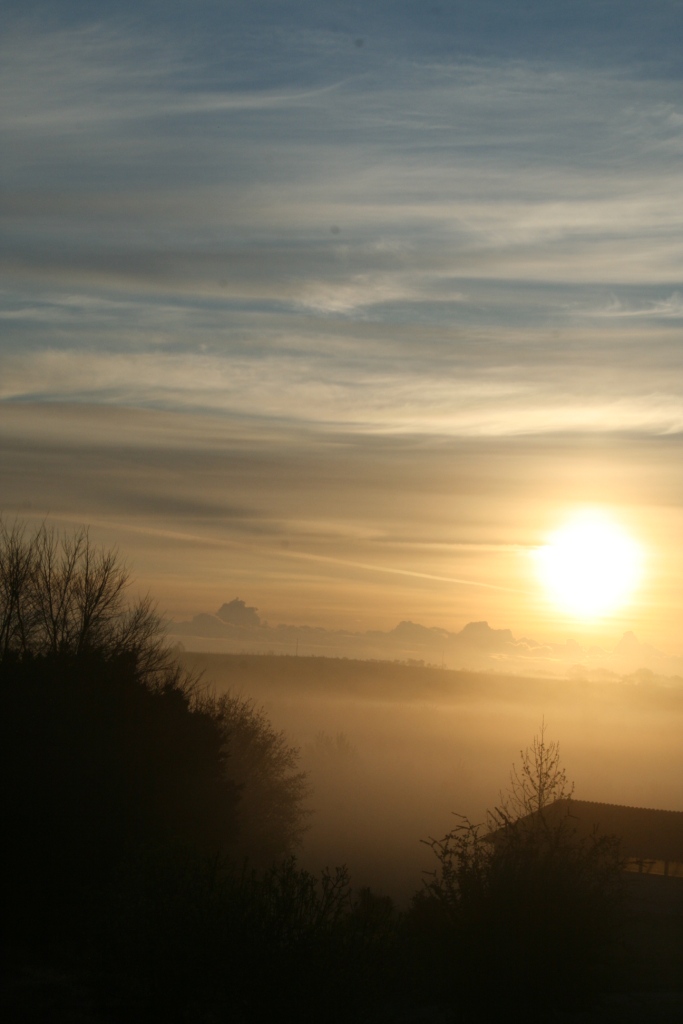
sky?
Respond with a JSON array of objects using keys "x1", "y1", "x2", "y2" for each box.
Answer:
[{"x1": 1, "y1": 1, "x2": 682, "y2": 655}]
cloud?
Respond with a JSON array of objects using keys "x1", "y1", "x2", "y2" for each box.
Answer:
[
  {"x1": 1, "y1": 9, "x2": 682, "y2": 646},
  {"x1": 2, "y1": 397, "x2": 682, "y2": 646},
  {"x1": 587, "y1": 291, "x2": 683, "y2": 320},
  {"x1": 2, "y1": 343, "x2": 683, "y2": 440}
]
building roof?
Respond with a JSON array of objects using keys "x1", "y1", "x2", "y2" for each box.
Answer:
[{"x1": 528, "y1": 799, "x2": 683, "y2": 863}]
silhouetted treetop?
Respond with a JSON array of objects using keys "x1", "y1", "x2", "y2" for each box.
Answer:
[
  {"x1": 489, "y1": 717, "x2": 574, "y2": 828},
  {"x1": 0, "y1": 518, "x2": 172, "y2": 685}
]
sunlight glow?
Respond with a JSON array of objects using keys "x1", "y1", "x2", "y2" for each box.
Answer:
[{"x1": 535, "y1": 513, "x2": 643, "y2": 619}]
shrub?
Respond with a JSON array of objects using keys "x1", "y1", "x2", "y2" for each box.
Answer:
[
  {"x1": 410, "y1": 728, "x2": 625, "y2": 1016},
  {"x1": 211, "y1": 693, "x2": 310, "y2": 866}
]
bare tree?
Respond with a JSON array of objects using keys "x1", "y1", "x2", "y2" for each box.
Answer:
[
  {"x1": 0, "y1": 519, "x2": 35, "y2": 659},
  {"x1": 0, "y1": 519, "x2": 170, "y2": 683},
  {"x1": 489, "y1": 718, "x2": 574, "y2": 829}
]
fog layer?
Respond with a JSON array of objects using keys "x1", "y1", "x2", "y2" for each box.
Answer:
[{"x1": 183, "y1": 653, "x2": 683, "y2": 899}]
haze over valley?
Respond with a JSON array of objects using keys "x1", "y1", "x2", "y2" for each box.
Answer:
[
  {"x1": 182, "y1": 650, "x2": 683, "y2": 900},
  {"x1": 3, "y1": 1, "x2": 683, "y2": 1017}
]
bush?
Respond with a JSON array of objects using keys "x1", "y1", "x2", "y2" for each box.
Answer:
[
  {"x1": 410, "y1": 728, "x2": 625, "y2": 1016},
  {"x1": 210, "y1": 693, "x2": 311, "y2": 866}
]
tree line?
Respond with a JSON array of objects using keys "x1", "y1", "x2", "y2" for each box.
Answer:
[{"x1": 0, "y1": 521, "x2": 640, "y2": 1022}]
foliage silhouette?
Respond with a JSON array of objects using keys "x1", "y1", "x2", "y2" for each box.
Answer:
[
  {"x1": 0, "y1": 519, "x2": 170, "y2": 683},
  {"x1": 211, "y1": 693, "x2": 310, "y2": 865},
  {"x1": 410, "y1": 727, "x2": 625, "y2": 1017},
  {"x1": 4, "y1": 523, "x2": 648, "y2": 1021},
  {"x1": 3, "y1": 651, "x2": 239, "y2": 962},
  {"x1": 490, "y1": 717, "x2": 573, "y2": 823},
  {"x1": 1, "y1": 519, "x2": 309, "y2": 864},
  {"x1": 1, "y1": 520, "x2": 320, "y2": 1022}
]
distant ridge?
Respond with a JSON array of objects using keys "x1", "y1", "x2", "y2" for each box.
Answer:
[{"x1": 167, "y1": 602, "x2": 683, "y2": 680}]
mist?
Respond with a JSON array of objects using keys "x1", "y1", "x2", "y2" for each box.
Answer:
[{"x1": 182, "y1": 652, "x2": 683, "y2": 901}]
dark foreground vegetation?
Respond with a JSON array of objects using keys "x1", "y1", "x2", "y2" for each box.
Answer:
[{"x1": 2, "y1": 521, "x2": 682, "y2": 1022}]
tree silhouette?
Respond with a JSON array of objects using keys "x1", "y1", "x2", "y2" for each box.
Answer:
[
  {"x1": 211, "y1": 693, "x2": 310, "y2": 865},
  {"x1": 413, "y1": 726, "x2": 624, "y2": 1016},
  {"x1": 0, "y1": 518, "x2": 170, "y2": 683},
  {"x1": 489, "y1": 717, "x2": 574, "y2": 826},
  {"x1": 1, "y1": 521, "x2": 311, "y2": 985}
]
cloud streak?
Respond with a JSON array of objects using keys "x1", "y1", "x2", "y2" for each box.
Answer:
[
  {"x1": 1, "y1": 6, "x2": 682, "y2": 646},
  {"x1": 2, "y1": 345, "x2": 682, "y2": 438}
]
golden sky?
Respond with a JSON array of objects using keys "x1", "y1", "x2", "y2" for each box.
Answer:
[{"x1": 1, "y1": 3, "x2": 682, "y2": 656}]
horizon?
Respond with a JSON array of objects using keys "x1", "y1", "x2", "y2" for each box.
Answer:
[
  {"x1": 2, "y1": 2, "x2": 682, "y2": 659},
  {"x1": 165, "y1": 595, "x2": 683, "y2": 680}
]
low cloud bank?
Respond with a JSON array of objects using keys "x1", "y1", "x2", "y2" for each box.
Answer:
[{"x1": 167, "y1": 599, "x2": 683, "y2": 681}]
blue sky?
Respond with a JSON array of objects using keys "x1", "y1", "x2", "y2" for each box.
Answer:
[{"x1": 1, "y1": 1, "x2": 682, "y2": 649}]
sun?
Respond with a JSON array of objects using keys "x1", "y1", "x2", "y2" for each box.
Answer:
[{"x1": 534, "y1": 513, "x2": 643, "y2": 619}]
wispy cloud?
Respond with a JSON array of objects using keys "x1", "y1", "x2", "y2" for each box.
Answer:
[
  {"x1": 2, "y1": 346, "x2": 682, "y2": 438},
  {"x1": 1, "y1": 8, "x2": 682, "y2": 643},
  {"x1": 586, "y1": 291, "x2": 683, "y2": 319}
]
